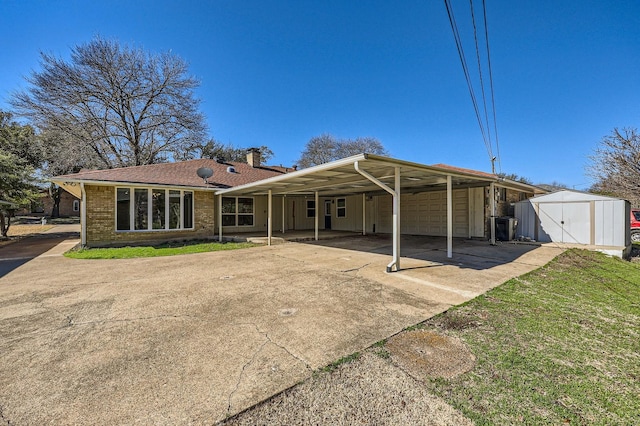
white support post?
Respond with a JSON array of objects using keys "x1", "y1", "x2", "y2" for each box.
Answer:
[
  {"x1": 314, "y1": 191, "x2": 319, "y2": 241},
  {"x1": 80, "y1": 183, "x2": 86, "y2": 246},
  {"x1": 490, "y1": 182, "x2": 496, "y2": 245},
  {"x1": 447, "y1": 175, "x2": 453, "y2": 258},
  {"x1": 268, "y1": 189, "x2": 272, "y2": 246},
  {"x1": 281, "y1": 196, "x2": 285, "y2": 233},
  {"x1": 218, "y1": 195, "x2": 223, "y2": 242},
  {"x1": 390, "y1": 166, "x2": 401, "y2": 272},
  {"x1": 362, "y1": 193, "x2": 366, "y2": 236},
  {"x1": 354, "y1": 161, "x2": 401, "y2": 272},
  {"x1": 468, "y1": 187, "x2": 472, "y2": 239}
]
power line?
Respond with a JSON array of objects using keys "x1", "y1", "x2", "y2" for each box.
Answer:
[
  {"x1": 443, "y1": 0, "x2": 493, "y2": 163},
  {"x1": 443, "y1": 0, "x2": 502, "y2": 174},
  {"x1": 481, "y1": 0, "x2": 501, "y2": 174},
  {"x1": 469, "y1": 0, "x2": 494, "y2": 161}
]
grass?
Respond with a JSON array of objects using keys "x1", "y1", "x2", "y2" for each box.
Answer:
[
  {"x1": 318, "y1": 352, "x2": 361, "y2": 374},
  {"x1": 65, "y1": 240, "x2": 258, "y2": 259},
  {"x1": 420, "y1": 249, "x2": 640, "y2": 425}
]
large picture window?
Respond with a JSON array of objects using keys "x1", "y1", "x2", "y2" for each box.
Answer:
[
  {"x1": 222, "y1": 197, "x2": 254, "y2": 227},
  {"x1": 116, "y1": 187, "x2": 194, "y2": 231}
]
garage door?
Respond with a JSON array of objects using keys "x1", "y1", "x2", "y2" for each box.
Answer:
[{"x1": 376, "y1": 190, "x2": 469, "y2": 237}]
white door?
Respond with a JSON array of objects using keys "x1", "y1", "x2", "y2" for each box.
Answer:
[
  {"x1": 537, "y1": 202, "x2": 591, "y2": 243},
  {"x1": 562, "y1": 202, "x2": 591, "y2": 244}
]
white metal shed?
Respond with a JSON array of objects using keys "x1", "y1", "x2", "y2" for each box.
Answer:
[{"x1": 515, "y1": 190, "x2": 631, "y2": 258}]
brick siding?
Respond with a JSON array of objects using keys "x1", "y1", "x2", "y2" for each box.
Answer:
[{"x1": 85, "y1": 185, "x2": 215, "y2": 247}]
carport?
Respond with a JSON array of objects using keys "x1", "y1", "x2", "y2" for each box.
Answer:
[{"x1": 216, "y1": 154, "x2": 537, "y2": 272}]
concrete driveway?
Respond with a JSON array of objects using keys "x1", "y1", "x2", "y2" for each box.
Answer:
[{"x1": 0, "y1": 234, "x2": 564, "y2": 425}]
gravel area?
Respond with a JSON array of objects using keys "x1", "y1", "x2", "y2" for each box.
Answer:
[{"x1": 221, "y1": 334, "x2": 474, "y2": 426}]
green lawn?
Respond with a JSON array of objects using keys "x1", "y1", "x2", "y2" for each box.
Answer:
[
  {"x1": 421, "y1": 249, "x2": 640, "y2": 425},
  {"x1": 65, "y1": 240, "x2": 258, "y2": 259}
]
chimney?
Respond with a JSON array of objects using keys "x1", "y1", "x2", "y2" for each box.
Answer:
[{"x1": 246, "y1": 148, "x2": 261, "y2": 168}]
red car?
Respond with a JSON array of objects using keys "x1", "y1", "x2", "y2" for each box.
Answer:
[{"x1": 632, "y1": 209, "x2": 640, "y2": 242}]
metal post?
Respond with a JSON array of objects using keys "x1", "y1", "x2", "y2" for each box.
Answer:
[
  {"x1": 268, "y1": 189, "x2": 272, "y2": 246},
  {"x1": 490, "y1": 182, "x2": 496, "y2": 245},
  {"x1": 447, "y1": 175, "x2": 453, "y2": 258},
  {"x1": 218, "y1": 195, "x2": 223, "y2": 242},
  {"x1": 314, "y1": 191, "x2": 319, "y2": 241},
  {"x1": 362, "y1": 193, "x2": 366, "y2": 236},
  {"x1": 390, "y1": 166, "x2": 401, "y2": 272},
  {"x1": 80, "y1": 183, "x2": 86, "y2": 246},
  {"x1": 281, "y1": 196, "x2": 285, "y2": 233}
]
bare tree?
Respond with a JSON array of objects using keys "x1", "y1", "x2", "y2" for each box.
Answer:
[
  {"x1": 297, "y1": 134, "x2": 388, "y2": 168},
  {"x1": 11, "y1": 37, "x2": 207, "y2": 169},
  {"x1": 179, "y1": 139, "x2": 274, "y2": 164},
  {"x1": 587, "y1": 127, "x2": 640, "y2": 206}
]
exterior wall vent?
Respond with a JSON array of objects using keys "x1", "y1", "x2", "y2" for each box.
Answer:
[{"x1": 226, "y1": 166, "x2": 236, "y2": 173}]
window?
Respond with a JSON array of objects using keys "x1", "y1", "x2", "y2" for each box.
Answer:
[
  {"x1": 169, "y1": 190, "x2": 181, "y2": 229},
  {"x1": 336, "y1": 198, "x2": 346, "y2": 218},
  {"x1": 183, "y1": 191, "x2": 193, "y2": 228},
  {"x1": 116, "y1": 187, "x2": 194, "y2": 232},
  {"x1": 222, "y1": 197, "x2": 254, "y2": 227},
  {"x1": 116, "y1": 188, "x2": 131, "y2": 231},
  {"x1": 152, "y1": 189, "x2": 165, "y2": 229},
  {"x1": 306, "y1": 200, "x2": 315, "y2": 218},
  {"x1": 72, "y1": 199, "x2": 80, "y2": 212}
]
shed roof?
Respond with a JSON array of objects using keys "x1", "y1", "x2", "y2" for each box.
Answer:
[{"x1": 523, "y1": 189, "x2": 624, "y2": 203}]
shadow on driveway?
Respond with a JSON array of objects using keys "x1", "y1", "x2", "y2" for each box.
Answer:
[
  {"x1": 304, "y1": 234, "x2": 542, "y2": 271},
  {"x1": 0, "y1": 231, "x2": 79, "y2": 278}
]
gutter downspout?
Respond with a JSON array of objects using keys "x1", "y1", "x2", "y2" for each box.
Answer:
[
  {"x1": 354, "y1": 161, "x2": 400, "y2": 272},
  {"x1": 80, "y1": 182, "x2": 86, "y2": 246}
]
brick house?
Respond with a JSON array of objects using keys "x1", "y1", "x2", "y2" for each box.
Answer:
[{"x1": 52, "y1": 151, "x2": 543, "y2": 269}]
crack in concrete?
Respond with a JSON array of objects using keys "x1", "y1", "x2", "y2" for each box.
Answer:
[
  {"x1": 227, "y1": 336, "x2": 269, "y2": 416},
  {"x1": 339, "y1": 263, "x2": 371, "y2": 274},
  {"x1": 1, "y1": 314, "x2": 197, "y2": 348},
  {"x1": 68, "y1": 313, "x2": 197, "y2": 327},
  {"x1": 226, "y1": 322, "x2": 312, "y2": 416}
]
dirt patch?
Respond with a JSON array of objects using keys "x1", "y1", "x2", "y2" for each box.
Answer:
[
  {"x1": 223, "y1": 351, "x2": 473, "y2": 426},
  {"x1": 386, "y1": 329, "x2": 475, "y2": 380}
]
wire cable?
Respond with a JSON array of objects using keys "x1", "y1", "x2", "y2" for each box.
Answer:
[
  {"x1": 482, "y1": 0, "x2": 502, "y2": 173},
  {"x1": 443, "y1": 0, "x2": 493, "y2": 162},
  {"x1": 470, "y1": 0, "x2": 494, "y2": 162}
]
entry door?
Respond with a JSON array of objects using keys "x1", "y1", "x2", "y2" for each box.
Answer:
[{"x1": 324, "y1": 200, "x2": 332, "y2": 229}]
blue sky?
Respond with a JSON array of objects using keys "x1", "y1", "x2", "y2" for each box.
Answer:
[{"x1": 1, "y1": 0, "x2": 639, "y2": 188}]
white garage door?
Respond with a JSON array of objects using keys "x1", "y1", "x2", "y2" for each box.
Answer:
[{"x1": 376, "y1": 190, "x2": 469, "y2": 237}]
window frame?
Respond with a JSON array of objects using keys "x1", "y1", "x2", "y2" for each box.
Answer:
[
  {"x1": 221, "y1": 196, "x2": 255, "y2": 227},
  {"x1": 336, "y1": 198, "x2": 346, "y2": 218},
  {"x1": 306, "y1": 200, "x2": 316, "y2": 218},
  {"x1": 115, "y1": 187, "x2": 195, "y2": 232}
]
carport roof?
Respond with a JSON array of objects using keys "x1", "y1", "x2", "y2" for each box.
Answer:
[{"x1": 216, "y1": 153, "x2": 545, "y2": 197}]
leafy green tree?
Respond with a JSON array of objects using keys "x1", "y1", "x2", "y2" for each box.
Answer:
[
  {"x1": 0, "y1": 112, "x2": 41, "y2": 237},
  {"x1": 297, "y1": 134, "x2": 388, "y2": 168},
  {"x1": 11, "y1": 37, "x2": 207, "y2": 168}
]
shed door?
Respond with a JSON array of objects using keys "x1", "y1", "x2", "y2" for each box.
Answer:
[{"x1": 538, "y1": 202, "x2": 590, "y2": 244}]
